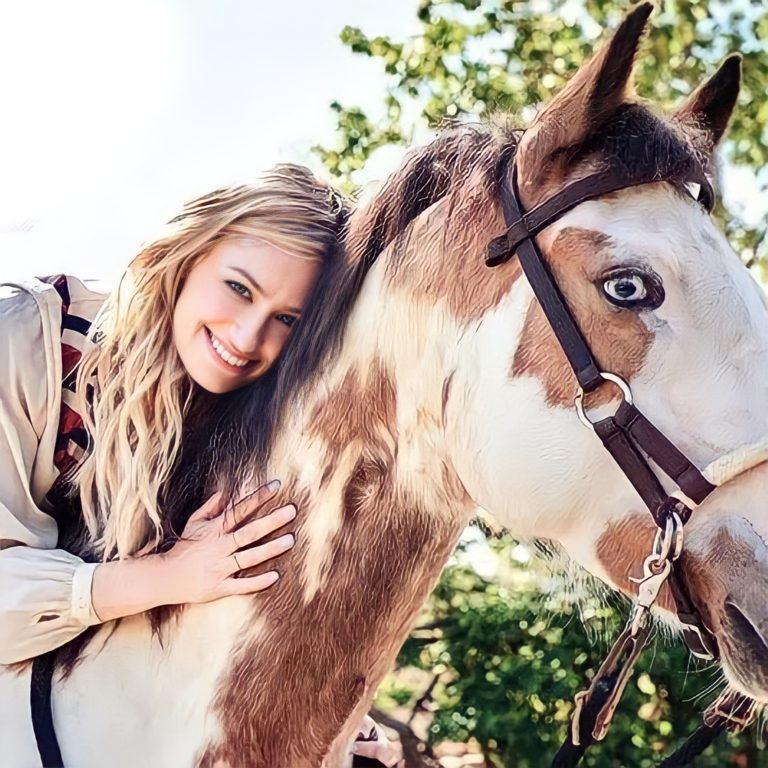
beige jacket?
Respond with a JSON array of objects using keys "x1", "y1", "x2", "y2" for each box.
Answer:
[{"x1": 0, "y1": 276, "x2": 107, "y2": 664}]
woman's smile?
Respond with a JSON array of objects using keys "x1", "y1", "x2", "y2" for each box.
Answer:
[{"x1": 204, "y1": 327, "x2": 256, "y2": 373}]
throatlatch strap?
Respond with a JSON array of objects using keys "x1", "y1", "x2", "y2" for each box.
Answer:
[{"x1": 31, "y1": 650, "x2": 64, "y2": 767}]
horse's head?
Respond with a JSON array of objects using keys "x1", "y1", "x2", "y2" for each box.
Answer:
[{"x1": 441, "y1": 4, "x2": 768, "y2": 704}]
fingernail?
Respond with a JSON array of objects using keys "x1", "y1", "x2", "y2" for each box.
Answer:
[
  {"x1": 267, "y1": 479, "x2": 281, "y2": 492},
  {"x1": 278, "y1": 533, "x2": 295, "y2": 548},
  {"x1": 281, "y1": 504, "x2": 297, "y2": 519},
  {"x1": 265, "y1": 570, "x2": 279, "y2": 584}
]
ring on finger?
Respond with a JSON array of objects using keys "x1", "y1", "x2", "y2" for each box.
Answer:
[
  {"x1": 232, "y1": 552, "x2": 243, "y2": 571},
  {"x1": 232, "y1": 527, "x2": 241, "y2": 550}
]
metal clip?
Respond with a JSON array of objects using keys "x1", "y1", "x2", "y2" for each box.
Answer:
[
  {"x1": 628, "y1": 554, "x2": 672, "y2": 636},
  {"x1": 569, "y1": 521, "x2": 679, "y2": 746}
]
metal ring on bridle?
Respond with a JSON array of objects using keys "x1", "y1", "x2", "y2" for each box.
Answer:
[
  {"x1": 652, "y1": 508, "x2": 684, "y2": 564},
  {"x1": 574, "y1": 371, "x2": 634, "y2": 430}
]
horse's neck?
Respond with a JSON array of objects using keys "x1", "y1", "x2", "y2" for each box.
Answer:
[{"x1": 191, "y1": 266, "x2": 479, "y2": 766}]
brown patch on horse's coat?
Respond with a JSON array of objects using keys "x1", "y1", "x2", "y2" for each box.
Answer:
[
  {"x1": 511, "y1": 227, "x2": 653, "y2": 407},
  {"x1": 195, "y1": 357, "x2": 471, "y2": 767},
  {"x1": 596, "y1": 514, "x2": 675, "y2": 612},
  {"x1": 385, "y1": 171, "x2": 523, "y2": 324},
  {"x1": 309, "y1": 358, "x2": 397, "y2": 472},
  {"x1": 196, "y1": 478, "x2": 469, "y2": 768}
]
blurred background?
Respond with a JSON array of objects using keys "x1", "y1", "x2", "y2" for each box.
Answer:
[{"x1": 2, "y1": 1, "x2": 765, "y2": 765}]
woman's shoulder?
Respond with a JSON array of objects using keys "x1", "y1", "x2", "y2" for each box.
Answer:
[
  {"x1": 0, "y1": 275, "x2": 108, "y2": 334},
  {"x1": 0, "y1": 274, "x2": 108, "y2": 392}
]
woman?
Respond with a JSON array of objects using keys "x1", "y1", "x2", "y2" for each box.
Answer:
[{"x1": 0, "y1": 164, "x2": 402, "y2": 766}]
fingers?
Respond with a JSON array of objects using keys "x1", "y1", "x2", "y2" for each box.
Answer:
[
  {"x1": 224, "y1": 479, "x2": 282, "y2": 531},
  {"x1": 187, "y1": 490, "x2": 225, "y2": 523},
  {"x1": 353, "y1": 718, "x2": 403, "y2": 768},
  {"x1": 226, "y1": 570, "x2": 281, "y2": 596},
  {"x1": 227, "y1": 533, "x2": 295, "y2": 574},
  {"x1": 226, "y1": 504, "x2": 296, "y2": 554}
]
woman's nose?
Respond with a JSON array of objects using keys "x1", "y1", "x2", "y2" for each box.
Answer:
[{"x1": 229, "y1": 309, "x2": 270, "y2": 358}]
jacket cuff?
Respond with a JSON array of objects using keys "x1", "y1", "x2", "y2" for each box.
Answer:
[{"x1": 70, "y1": 562, "x2": 101, "y2": 626}]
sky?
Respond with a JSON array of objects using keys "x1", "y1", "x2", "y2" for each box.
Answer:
[
  {"x1": 0, "y1": 1, "x2": 763, "y2": 284},
  {"x1": 0, "y1": 0, "x2": 419, "y2": 282}
]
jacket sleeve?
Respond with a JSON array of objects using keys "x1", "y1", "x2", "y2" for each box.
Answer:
[{"x1": 0, "y1": 283, "x2": 100, "y2": 665}]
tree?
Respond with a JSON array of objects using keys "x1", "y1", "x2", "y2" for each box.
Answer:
[{"x1": 315, "y1": 0, "x2": 767, "y2": 267}]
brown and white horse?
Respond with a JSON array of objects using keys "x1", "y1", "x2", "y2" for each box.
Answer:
[{"x1": 3, "y1": 6, "x2": 767, "y2": 766}]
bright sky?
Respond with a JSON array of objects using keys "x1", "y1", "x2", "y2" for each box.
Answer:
[
  {"x1": 0, "y1": 1, "x2": 762, "y2": 284},
  {"x1": 0, "y1": 0, "x2": 419, "y2": 283}
]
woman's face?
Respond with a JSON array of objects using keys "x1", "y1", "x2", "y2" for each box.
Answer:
[{"x1": 172, "y1": 238, "x2": 321, "y2": 394}]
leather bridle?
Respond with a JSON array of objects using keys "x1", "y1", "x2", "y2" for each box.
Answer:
[{"x1": 486, "y1": 157, "x2": 758, "y2": 765}]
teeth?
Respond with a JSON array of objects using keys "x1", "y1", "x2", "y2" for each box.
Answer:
[{"x1": 208, "y1": 331, "x2": 249, "y2": 368}]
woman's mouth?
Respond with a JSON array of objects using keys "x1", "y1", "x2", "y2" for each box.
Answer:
[{"x1": 204, "y1": 328, "x2": 256, "y2": 373}]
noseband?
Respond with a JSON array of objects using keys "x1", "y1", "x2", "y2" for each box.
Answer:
[{"x1": 486, "y1": 159, "x2": 757, "y2": 765}]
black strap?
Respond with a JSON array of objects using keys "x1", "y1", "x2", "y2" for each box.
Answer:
[
  {"x1": 31, "y1": 650, "x2": 64, "y2": 767},
  {"x1": 484, "y1": 159, "x2": 729, "y2": 765},
  {"x1": 612, "y1": 402, "x2": 716, "y2": 505},
  {"x1": 550, "y1": 675, "x2": 617, "y2": 767},
  {"x1": 495, "y1": 169, "x2": 604, "y2": 391},
  {"x1": 656, "y1": 721, "x2": 726, "y2": 767},
  {"x1": 487, "y1": 164, "x2": 714, "y2": 268}
]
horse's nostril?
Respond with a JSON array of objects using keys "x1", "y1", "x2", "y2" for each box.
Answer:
[{"x1": 724, "y1": 598, "x2": 768, "y2": 663}]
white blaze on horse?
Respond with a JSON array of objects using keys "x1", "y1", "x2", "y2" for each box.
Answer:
[{"x1": 2, "y1": 5, "x2": 767, "y2": 767}]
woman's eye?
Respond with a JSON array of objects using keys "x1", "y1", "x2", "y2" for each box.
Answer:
[
  {"x1": 276, "y1": 314, "x2": 298, "y2": 329},
  {"x1": 226, "y1": 280, "x2": 251, "y2": 299},
  {"x1": 600, "y1": 270, "x2": 664, "y2": 310}
]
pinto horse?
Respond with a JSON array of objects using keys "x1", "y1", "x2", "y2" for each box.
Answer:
[{"x1": 3, "y1": 6, "x2": 767, "y2": 767}]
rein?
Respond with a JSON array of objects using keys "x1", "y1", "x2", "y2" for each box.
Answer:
[{"x1": 486, "y1": 160, "x2": 757, "y2": 765}]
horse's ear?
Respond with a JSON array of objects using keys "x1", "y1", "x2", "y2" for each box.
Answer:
[
  {"x1": 674, "y1": 54, "x2": 741, "y2": 150},
  {"x1": 517, "y1": 2, "x2": 652, "y2": 199}
]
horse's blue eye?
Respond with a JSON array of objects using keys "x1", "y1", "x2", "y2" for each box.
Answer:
[{"x1": 600, "y1": 270, "x2": 664, "y2": 310}]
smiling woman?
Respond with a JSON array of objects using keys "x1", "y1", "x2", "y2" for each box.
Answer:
[{"x1": 173, "y1": 239, "x2": 321, "y2": 393}]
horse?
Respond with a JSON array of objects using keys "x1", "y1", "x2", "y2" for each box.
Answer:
[{"x1": 2, "y1": 5, "x2": 767, "y2": 766}]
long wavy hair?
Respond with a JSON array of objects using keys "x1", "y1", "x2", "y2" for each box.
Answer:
[{"x1": 72, "y1": 164, "x2": 348, "y2": 560}]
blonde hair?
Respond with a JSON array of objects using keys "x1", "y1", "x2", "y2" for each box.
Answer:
[{"x1": 73, "y1": 164, "x2": 346, "y2": 560}]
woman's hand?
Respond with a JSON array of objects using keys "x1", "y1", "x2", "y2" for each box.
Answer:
[
  {"x1": 351, "y1": 715, "x2": 404, "y2": 768},
  {"x1": 91, "y1": 481, "x2": 295, "y2": 623},
  {"x1": 157, "y1": 480, "x2": 296, "y2": 605}
]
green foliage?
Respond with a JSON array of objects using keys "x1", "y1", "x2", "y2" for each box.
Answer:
[
  {"x1": 315, "y1": 0, "x2": 767, "y2": 264},
  {"x1": 384, "y1": 539, "x2": 761, "y2": 766}
]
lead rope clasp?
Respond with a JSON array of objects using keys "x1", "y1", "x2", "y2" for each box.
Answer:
[{"x1": 570, "y1": 508, "x2": 685, "y2": 745}]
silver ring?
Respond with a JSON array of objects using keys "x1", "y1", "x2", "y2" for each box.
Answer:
[
  {"x1": 574, "y1": 371, "x2": 634, "y2": 430},
  {"x1": 232, "y1": 553, "x2": 243, "y2": 571},
  {"x1": 652, "y1": 509, "x2": 684, "y2": 563}
]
